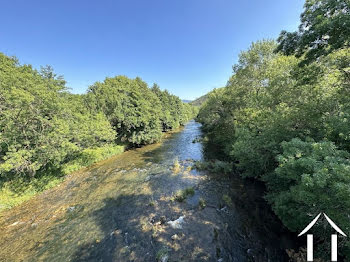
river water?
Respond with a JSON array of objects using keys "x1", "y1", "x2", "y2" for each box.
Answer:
[{"x1": 0, "y1": 120, "x2": 296, "y2": 262}]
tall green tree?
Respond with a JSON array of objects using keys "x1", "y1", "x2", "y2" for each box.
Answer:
[
  {"x1": 86, "y1": 76, "x2": 163, "y2": 145},
  {"x1": 276, "y1": 0, "x2": 350, "y2": 63},
  {"x1": 0, "y1": 53, "x2": 115, "y2": 179}
]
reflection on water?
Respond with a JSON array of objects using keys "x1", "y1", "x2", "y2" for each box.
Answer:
[{"x1": 0, "y1": 120, "x2": 296, "y2": 261}]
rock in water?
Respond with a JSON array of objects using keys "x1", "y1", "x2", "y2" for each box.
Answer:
[
  {"x1": 160, "y1": 255, "x2": 168, "y2": 262},
  {"x1": 167, "y1": 216, "x2": 185, "y2": 229},
  {"x1": 171, "y1": 234, "x2": 179, "y2": 241}
]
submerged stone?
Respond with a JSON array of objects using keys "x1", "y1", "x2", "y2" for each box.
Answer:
[{"x1": 167, "y1": 216, "x2": 185, "y2": 229}]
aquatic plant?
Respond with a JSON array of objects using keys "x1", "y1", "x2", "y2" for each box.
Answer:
[
  {"x1": 174, "y1": 187, "x2": 195, "y2": 202},
  {"x1": 199, "y1": 198, "x2": 206, "y2": 209},
  {"x1": 222, "y1": 194, "x2": 232, "y2": 207},
  {"x1": 172, "y1": 157, "x2": 182, "y2": 174}
]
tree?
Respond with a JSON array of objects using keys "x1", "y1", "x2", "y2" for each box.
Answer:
[
  {"x1": 276, "y1": 0, "x2": 350, "y2": 63},
  {"x1": 198, "y1": 39, "x2": 350, "y2": 259},
  {"x1": 0, "y1": 53, "x2": 115, "y2": 179},
  {"x1": 86, "y1": 76, "x2": 163, "y2": 145}
]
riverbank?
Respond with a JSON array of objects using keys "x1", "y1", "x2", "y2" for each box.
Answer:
[
  {"x1": 0, "y1": 145, "x2": 125, "y2": 212},
  {"x1": 0, "y1": 125, "x2": 190, "y2": 212}
]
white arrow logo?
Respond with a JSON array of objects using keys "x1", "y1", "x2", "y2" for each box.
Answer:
[{"x1": 298, "y1": 213, "x2": 346, "y2": 261}]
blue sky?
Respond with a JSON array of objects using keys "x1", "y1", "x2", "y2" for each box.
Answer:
[{"x1": 0, "y1": 0, "x2": 304, "y2": 100}]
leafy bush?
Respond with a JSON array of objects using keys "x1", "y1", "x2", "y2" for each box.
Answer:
[{"x1": 265, "y1": 138, "x2": 350, "y2": 258}]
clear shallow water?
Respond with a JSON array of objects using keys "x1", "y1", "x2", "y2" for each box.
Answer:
[{"x1": 0, "y1": 120, "x2": 296, "y2": 261}]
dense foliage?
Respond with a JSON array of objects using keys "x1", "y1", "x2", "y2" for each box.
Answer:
[
  {"x1": 151, "y1": 84, "x2": 196, "y2": 132},
  {"x1": 198, "y1": 1, "x2": 350, "y2": 259},
  {"x1": 86, "y1": 76, "x2": 163, "y2": 145},
  {"x1": 0, "y1": 53, "x2": 196, "y2": 209},
  {"x1": 0, "y1": 54, "x2": 115, "y2": 178},
  {"x1": 276, "y1": 0, "x2": 350, "y2": 63}
]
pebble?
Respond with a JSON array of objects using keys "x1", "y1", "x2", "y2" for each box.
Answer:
[{"x1": 171, "y1": 234, "x2": 179, "y2": 241}]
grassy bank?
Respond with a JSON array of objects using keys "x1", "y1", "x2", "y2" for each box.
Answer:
[{"x1": 0, "y1": 145, "x2": 124, "y2": 212}]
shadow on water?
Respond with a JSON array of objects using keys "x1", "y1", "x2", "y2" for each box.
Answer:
[
  {"x1": 70, "y1": 184, "x2": 296, "y2": 262},
  {"x1": 70, "y1": 194, "x2": 154, "y2": 262},
  {"x1": 0, "y1": 120, "x2": 298, "y2": 262},
  {"x1": 69, "y1": 193, "x2": 222, "y2": 262}
]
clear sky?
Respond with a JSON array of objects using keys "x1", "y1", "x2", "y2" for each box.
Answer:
[{"x1": 0, "y1": 0, "x2": 304, "y2": 100}]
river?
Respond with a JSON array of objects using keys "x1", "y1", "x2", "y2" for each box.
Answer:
[{"x1": 0, "y1": 120, "x2": 296, "y2": 262}]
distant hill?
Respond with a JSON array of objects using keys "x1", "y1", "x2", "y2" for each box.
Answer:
[
  {"x1": 190, "y1": 94, "x2": 209, "y2": 106},
  {"x1": 191, "y1": 88, "x2": 225, "y2": 106},
  {"x1": 182, "y1": 99, "x2": 192, "y2": 103}
]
